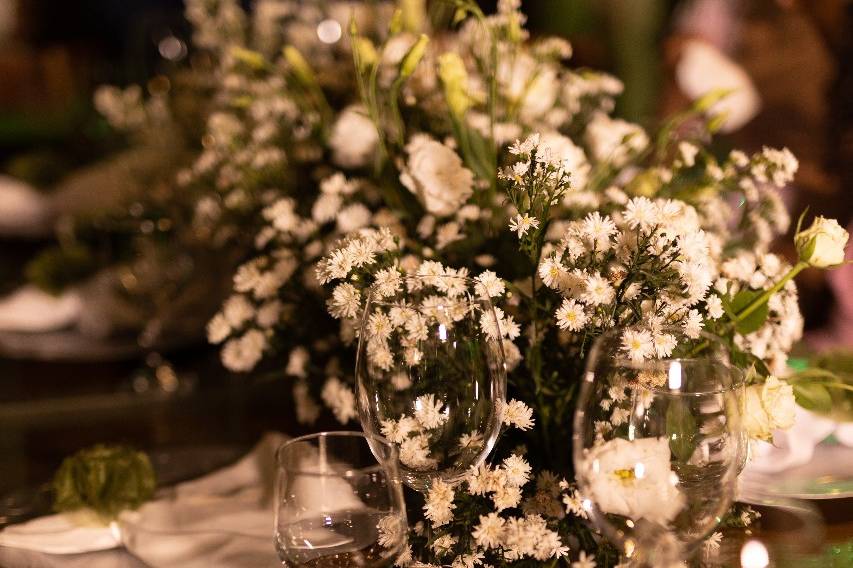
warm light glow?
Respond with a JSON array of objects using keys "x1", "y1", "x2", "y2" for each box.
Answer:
[
  {"x1": 740, "y1": 540, "x2": 769, "y2": 568},
  {"x1": 158, "y1": 36, "x2": 187, "y2": 61},
  {"x1": 317, "y1": 19, "x2": 342, "y2": 44},
  {"x1": 668, "y1": 361, "x2": 682, "y2": 390},
  {"x1": 634, "y1": 462, "x2": 645, "y2": 479},
  {"x1": 438, "y1": 323, "x2": 447, "y2": 341}
]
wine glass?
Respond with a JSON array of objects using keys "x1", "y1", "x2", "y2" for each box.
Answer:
[
  {"x1": 355, "y1": 274, "x2": 507, "y2": 491},
  {"x1": 274, "y1": 432, "x2": 407, "y2": 567},
  {"x1": 573, "y1": 327, "x2": 744, "y2": 566}
]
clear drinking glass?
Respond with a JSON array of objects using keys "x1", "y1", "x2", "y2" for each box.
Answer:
[
  {"x1": 573, "y1": 327, "x2": 744, "y2": 566},
  {"x1": 274, "y1": 432, "x2": 407, "y2": 567},
  {"x1": 355, "y1": 274, "x2": 507, "y2": 491}
]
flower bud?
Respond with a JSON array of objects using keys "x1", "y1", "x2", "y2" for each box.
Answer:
[
  {"x1": 794, "y1": 216, "x2": 849, "y2": 268},
  {"x1": 230, "y1": 47, "x2": 267, "y2": 70},
  {"x1": 283, "y1": 46, "x2": 316, "y2": 87},
  {"x1": 353, "y1": 37, "x2": 378, "y2": 73},
  {"x1": 438, "y1": 52, "x2": 471, "y2": 117},
  {"x1": 399, "y1": 34, "x2": 429, "y2": 79},
  {"x1": 389, "y1": 8, "x2": 404, "y2": 35},
  {"x1": 399, "y1": 0, "x2": 426, "y2": 33}
]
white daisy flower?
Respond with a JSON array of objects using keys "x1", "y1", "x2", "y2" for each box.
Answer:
[
  {"x1": 328, "y1": 283, "x2": 361, "y2": 319},
  {"x1": 474, "y1": 270, "x2": 506, "y2": 298},
  {"x1": 621, "y1": 329, "x2": 654, "y2": 362},
  {"x1": 555, "y1": 299, "x2": 588, "y2": 331},
  {"x1": 509, "y1": 213, "x2": 540, "y2": 237},
  {"x1": 582, "y1": 273, "x2": 616, "y2": 306}
]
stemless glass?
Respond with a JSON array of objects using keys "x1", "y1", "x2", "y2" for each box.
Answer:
[
  {"x1": 274, "y1": 432, "x2": 407, "y2": 568},
  {"x1": 356, "y1": 274, "x2": 507, "y2": 491},
  {"x1": 573, "y1": 327, "x2": 744, "y2": 566}
]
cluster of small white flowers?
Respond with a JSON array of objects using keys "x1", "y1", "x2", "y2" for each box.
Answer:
[
  {"x1": 220, "y1": 329, "x2": 267, "y2": 372},
  {"x1": 465, "y1": 455, "x2": 529, "y2": 512},
  {"x1": 540, "y1": 197, "x2": 717, "y2": 360},
  {"x1": 477, "y1": 514, "x2": 569, "y2": 562},
  {"x1": 423, "y1": 479, "x2": 456, "y2": 528},
  {"x1": 93, "y1": 85, "x2": 148, "y2": 131},
  {"x1": 320, "y1": 376, "x2": 356, "y2": 424},
  {"x1": 498, "y1": 399, "x2": 535, "y2": 431},
  {"x1": 316, "y1": 228, "x2": 398, "y2": 285}
]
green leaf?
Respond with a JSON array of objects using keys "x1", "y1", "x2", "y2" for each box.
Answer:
[
  {"x1": 666, "y1": 399, "x2": 698, "y2": 463},
  {"x1": 724, "y1": 289, "x2": 770, "y2": 335},
  {"x1": 792, "y1": 382, "x2": 833, "y2": 414}
]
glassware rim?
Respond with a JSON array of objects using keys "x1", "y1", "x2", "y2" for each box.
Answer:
[
  {"x1": 363, "y1": 273, "x2": 479, "y2": 301},
  {"x1": 275, "y1": 431, "x2": 399, "y2": 476},
  {"x1": 585, "y1": 326, "x2": 744, "y2": 396}
]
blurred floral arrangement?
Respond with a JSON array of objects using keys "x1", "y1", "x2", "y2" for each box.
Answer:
[{"x1": 28, "y1": 0, "x2": 851, "y2": 563}]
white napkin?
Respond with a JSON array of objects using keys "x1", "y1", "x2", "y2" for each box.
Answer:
[
  {"x1": 0, "y1": 285, "x2": 82, "y2": 333},
  {"x1": 0, "y1": 433, "x2": 293, "y2": 567},
  {"x1": 746, "y1": 406, "x2": 853, "y2": 474},
  {"x1": 0, "y1": 176, "x2": 53, "y2": 237}
]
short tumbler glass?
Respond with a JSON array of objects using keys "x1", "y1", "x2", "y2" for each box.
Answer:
[{"x1": 274, "y1": 432, "x2": 408, "y2": 567}]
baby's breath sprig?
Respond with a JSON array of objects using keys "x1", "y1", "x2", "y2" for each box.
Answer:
[{"x1": 503, "y1": 134, "x2": 572, "y2": 265}]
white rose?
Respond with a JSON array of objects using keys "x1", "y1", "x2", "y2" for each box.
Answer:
[
  {"x1": 498, "y1": 54, "x2": 559, "y2": 121},
  {"x1": 329, "y1": 106, "x2": 379, "y2": 168},
  {"x1": 538, "y1": 131, "x2": 590, "y2": 190},
  {"x1": 400, "y1": 135, "x2": 474, "y2": 217},
  {"x1": 584, "y1": 112, "x2": 649, "y2": 168},
  {"x1": 580, "y1": 437, "x2": 685, "y2": 526},
  {"x1": 742, "y1": 376, "x2": 797, "y2": 441},
  {"x1": 794, "y1": 216, "x2": 849, "y2": 268}
]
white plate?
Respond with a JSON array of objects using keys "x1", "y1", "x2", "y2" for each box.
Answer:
[{"x1": 740, "y1": 443, "x2": 853, "y2": 500}]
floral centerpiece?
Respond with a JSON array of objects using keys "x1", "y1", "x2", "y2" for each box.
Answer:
[{"x1": 88, "y1": 0, "x2": 850, "y2": 564}]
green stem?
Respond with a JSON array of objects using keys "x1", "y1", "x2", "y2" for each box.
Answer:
[
  {"x1": 690, "y1": 261, "x2": 808, "y2": 356},
  {"x1": 732, "y1": 261, "x2": 807, "y2": 325}
]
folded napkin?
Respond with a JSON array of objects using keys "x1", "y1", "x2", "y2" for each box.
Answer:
[
  {"x1": 0, "y1": 175, "x2": 54, "y2": 237},
  {"x1": 0, "y1": 433, "x2": 292, "y2": 567},
  {"x1": 746, "y1": 406, "x2": 853, "y2": 474},
  {"x1": 0, "y1": 286, "x2": 82, "y2": 333}
]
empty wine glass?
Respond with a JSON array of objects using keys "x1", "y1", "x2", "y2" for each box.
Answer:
[
  {"x1": 573, "y1": 327, "x2": 744, "y2": 566},
  {"x1": 274, "y1": 432, "x2": 407, "y2": 567},
  {"x1": 356, "y1": 274, "x2": 507, "y2": 491}
]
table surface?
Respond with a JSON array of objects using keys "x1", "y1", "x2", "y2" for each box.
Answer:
[{"x1": 0, "y1": 352, "x2": 851, "y2": 567}]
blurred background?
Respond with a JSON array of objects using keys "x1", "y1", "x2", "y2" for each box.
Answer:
[{"x1": 0, "y1": 0, "x2": 851, "y2": 537}]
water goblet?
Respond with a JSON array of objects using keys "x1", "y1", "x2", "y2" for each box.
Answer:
[
  {"x1": 355, "y1": 274, "x2": 507, "y2": 491},
  {"x1": 573, "y1": 327, "x2": 744, "y2": 566}
]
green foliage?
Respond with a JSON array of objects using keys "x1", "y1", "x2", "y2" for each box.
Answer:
[
  {"x1": 26, "y1": 244, "x2": 99, "y2": 295},
  {"x1": 52, "y1": 445, "x2": 157, "y2": 520},
  {"x1": 792, "y1": 381, "x2": 833, "y2": 414},
  {"x1": 723, "y1": 289, "x2": 769, "y2": 335}
]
